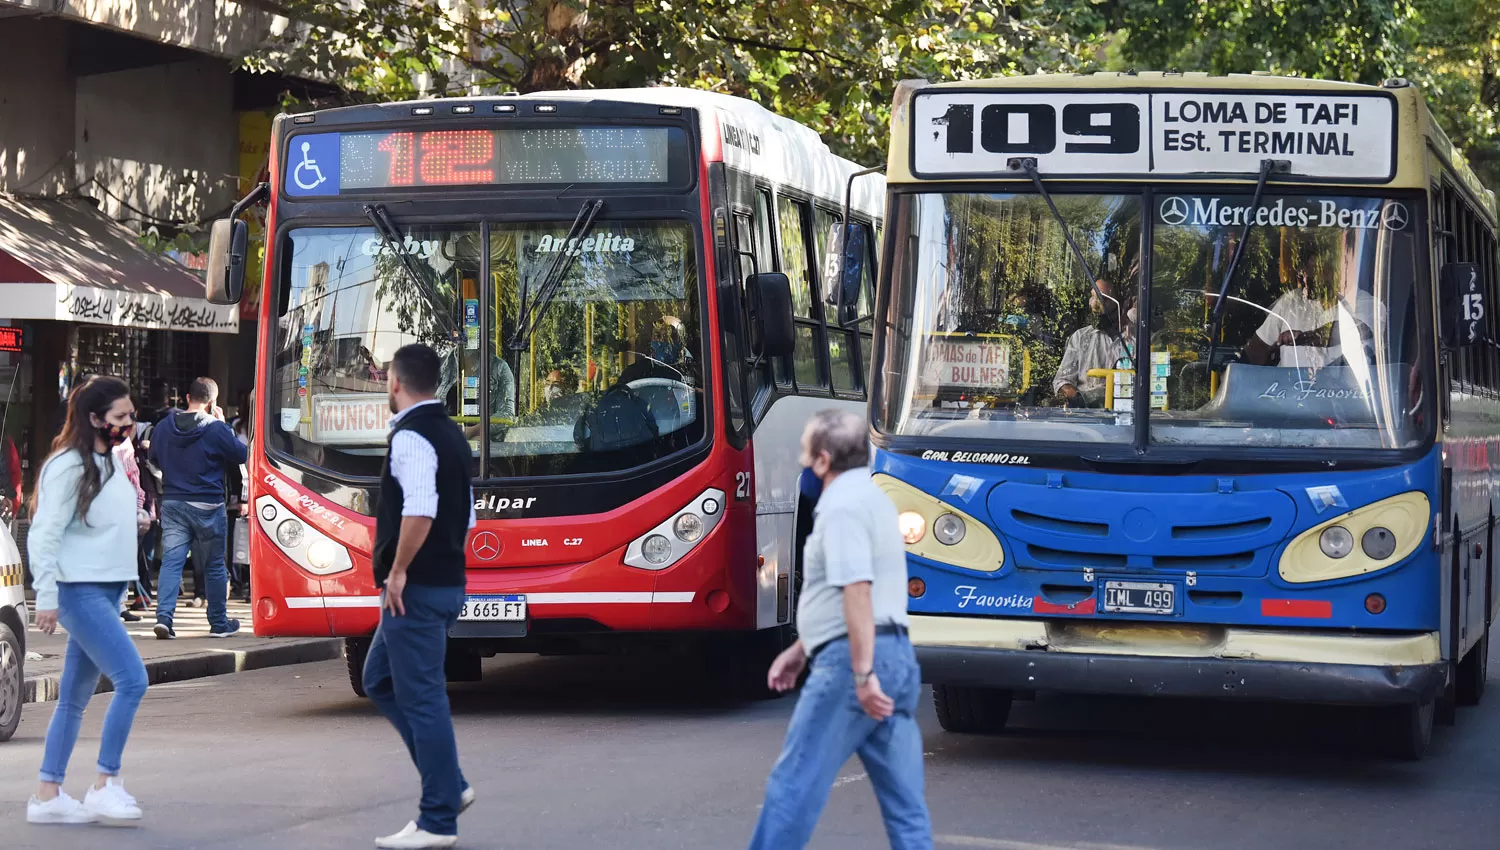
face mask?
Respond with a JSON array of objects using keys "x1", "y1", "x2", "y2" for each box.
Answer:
[
  {"x1": 99, "y1": 422, "x2": 132, "y2": 447},
  {"x1": 798, "y1": 467, "x2": 823, "y2": 502}
]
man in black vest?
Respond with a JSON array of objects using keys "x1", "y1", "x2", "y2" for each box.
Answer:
[{"x1": 364, "y1": 344, "x2": 476, "y2": 850}]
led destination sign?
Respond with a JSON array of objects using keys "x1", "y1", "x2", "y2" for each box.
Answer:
[{"x1": 285, "y1": 126, "x2": 681, "y2": 196}]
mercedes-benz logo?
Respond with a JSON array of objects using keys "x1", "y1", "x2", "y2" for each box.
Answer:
[
  {"x1": 471, "y1": 531, "x2": 501, "y2": 561},
  {"x1": 1160, "y1": 196, "x2": 1190, "y2": 226},
  {"x1": 1382, "y1": 202, "x2": 1409, "y2": 231}
]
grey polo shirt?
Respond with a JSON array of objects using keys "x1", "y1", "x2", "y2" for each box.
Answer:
[{"x1": 796, "y1": 466, "x2": 910, "y2": 653}]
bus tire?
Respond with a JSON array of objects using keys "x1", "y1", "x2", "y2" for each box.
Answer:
[
  {"x1": 1456, "y1": 631, "x2": 1488, "y2": 707},
  {"x1": 1375, "y1": 699, "x2": 1434, "y2": 760},
  {"x1": 933, "y1": 684, "x2": 1012, "y2": 734},
  {"x1": 0, "y1": 621, "x2": 22, "y2": 742},
  {"x1": 344, "y1": 637, "x2": 371, "y2": 698}
]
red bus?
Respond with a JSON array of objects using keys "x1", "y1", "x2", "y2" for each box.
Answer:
[{"x1": 205, "y1": 89, "x2": 884, "y2": 696}]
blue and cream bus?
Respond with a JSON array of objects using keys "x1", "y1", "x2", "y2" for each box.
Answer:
[{"x1": 838, "y1": 73, "x2": 1497, "y2": 758}]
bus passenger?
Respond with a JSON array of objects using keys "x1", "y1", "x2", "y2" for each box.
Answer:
[{"x1": 1052, "y1": 277, "x2": 1136, "y2": 408}]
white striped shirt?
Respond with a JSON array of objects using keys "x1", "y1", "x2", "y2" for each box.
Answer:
[{"x1": 389, "y1": 400, "x2": 477, "y2": 528}]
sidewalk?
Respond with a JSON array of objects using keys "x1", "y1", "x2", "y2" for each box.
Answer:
[{"x1": 22, "y1": 599, "x2": 341, "y2": 704}]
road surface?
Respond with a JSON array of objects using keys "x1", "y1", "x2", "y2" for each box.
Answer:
[{"x1": 2, "y1": 648, "x2": 1498, "y2": 849}]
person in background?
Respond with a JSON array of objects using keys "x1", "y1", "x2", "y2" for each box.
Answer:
[
  {"x1": 25, "y1": 375, "x2": 147, "y2": 826},
  {"x1": 112, "y1": 436, "x2": 152, "y2": 622},
  {"x1": 148, "y1": 377, "x2": 247, "y2": 640},
  {"x1": 227, "y1": 391, "x2": 252, "y2": 601},
  {"x1": 365, "y1": 344, "x2": 476, "y2": 849},
  {"x1": 0, "y1": 432, "x2": 22, "y2": 526},
  {"x1": 747, "y1": 409, "x2": 930, "y2": 850}
]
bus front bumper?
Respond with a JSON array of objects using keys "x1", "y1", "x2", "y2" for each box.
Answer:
[{"x1": 910, "y1": 615, "x2": 1447, "y2": 706}]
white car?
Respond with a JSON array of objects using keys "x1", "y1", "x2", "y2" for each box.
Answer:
[{"x1": 0, "y1": 510, "x2": 25, "y2": 742}]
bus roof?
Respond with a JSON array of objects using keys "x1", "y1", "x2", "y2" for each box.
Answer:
[{"x1": 888, "y1": 72, "x2": 1495, "y2": 222}]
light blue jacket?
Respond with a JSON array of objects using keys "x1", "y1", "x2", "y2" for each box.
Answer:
[{"x1": 28, "y1": 450, "x2": 138, "y2": 611}]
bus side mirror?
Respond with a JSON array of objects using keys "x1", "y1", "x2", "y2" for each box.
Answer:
[
  {"x1": 1440, "y1": 262, "x2": 1484, "y2": 349},
  {"x1": 750, "y1": 272, "x2": 796, "y2": 359},
  {"x1": 832, "y1": 222, "x2": 866, "y2": 311},
  {"x1": 206, "y1": 218, "x2": 248, "y2": 306}
]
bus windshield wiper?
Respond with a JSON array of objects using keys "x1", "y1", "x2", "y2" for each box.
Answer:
[
  {"x1": 1204, "y1": 159, "x2": 1282, "y2": 372},
  {"x1": 508, "y1": 199, "x2": 604, "y2": 352},
  {"x1": 1017, "y1": 159, "x2": 1133, "y2": 368},
  {"x1": 363, "y1": 203, "x2": 459, "y2": 340}
]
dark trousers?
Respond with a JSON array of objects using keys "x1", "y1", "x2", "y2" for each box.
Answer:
[{"x1": 363, "y1": 582, "x2": 469, "y2": 836}]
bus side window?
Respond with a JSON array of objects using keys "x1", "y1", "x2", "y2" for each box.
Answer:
[
  {"x1": 776, "y1": 194, "x2": 827, "y2": 392},
  {"x1": 732, "y1": 211, "x2": 771, "y2": 414}
]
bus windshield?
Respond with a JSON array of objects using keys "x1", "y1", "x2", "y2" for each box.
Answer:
[
  {"x1": 875, "y1": 191, "x2": 1427, "y2": 453},
  {"x1": 268, "y1": 220, "x2": 705, "y2": 479}
]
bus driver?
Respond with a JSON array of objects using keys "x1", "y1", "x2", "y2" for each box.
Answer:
[{"x1": 1241, "y1": 235, "x2": 1384, "y2": 370}]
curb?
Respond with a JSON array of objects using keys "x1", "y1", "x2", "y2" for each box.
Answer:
[{"x1": 22, "y1": 638, "x2": 343, "y2": 705}]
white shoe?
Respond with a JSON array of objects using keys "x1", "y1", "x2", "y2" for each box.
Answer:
[
  {"x1": 27, "y1": 791, "x2": 95, "y2": 824},
  {"x1": 375, "y1": 821, "x2": 458, "y2": 849},
  {"x1": 83, "y1": 778, "x2": 141, "y2": 825},
  {"x1": 460, "y1": 786, "x2": 475, "y2": 814}
]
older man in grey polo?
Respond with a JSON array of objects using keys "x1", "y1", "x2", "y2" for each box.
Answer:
[{"x1": 747, "y1": 409, "x2": 931, "y2": 850}]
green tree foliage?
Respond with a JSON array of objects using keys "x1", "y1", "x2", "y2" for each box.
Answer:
[{"x1": 245, "y1": 0, "x2": 1096, "y2": 164}]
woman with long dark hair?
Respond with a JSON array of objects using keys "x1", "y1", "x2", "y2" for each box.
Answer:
[{"x1": 25, "y1": 375, "x2": 148, "y2": 826}]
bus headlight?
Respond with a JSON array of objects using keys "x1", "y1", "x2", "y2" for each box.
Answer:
[
  {"x1": 306, "y1": 539, "x2": 339, "y2": 572},
  {"x1": 1362, "y1": 527, "x2": 1397, "y2": 560},
  {"x1": 625, "y1": 487, "x2": 726, "y2": 571},
  {"x1": 642, "y1": 534, "x2": 672, "y2": 565},
  {"x1": 1318, "y1": 526, "x2": 1354, "y2": 559},
  {"x1": 276, "y1": 519, "x2": 305, "y2": 549},
  {"x1": 898, "y1": 511, "x2": 927, "y2": 544},
  {"x1": 674, "y1": 513, "x2": 704, "y2": 542},
  {"x1": 1279, "y1": 492, "x2": 1429, "y2": 584},
  {"x1": 933, "y1": 513, "x2": 967, "y2": 546},
  {"x1": 255, "y1": 495, "x2": 354, "y2": 577}
]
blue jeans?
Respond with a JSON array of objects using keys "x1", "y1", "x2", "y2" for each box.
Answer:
[
  {"x1": 157, "y1": 500, "x2": 230, "y2": 630},
  {"x1": 39, "y1": 582, "x2": 148, "y2": 783},
  {"x1": 748, "y1": 633, "x2": 932, "y2": 850},
  {"x1": 363, "y1": 583, "x2": 468, "y2": 836}
]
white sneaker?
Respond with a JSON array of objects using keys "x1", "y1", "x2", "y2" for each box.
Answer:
[
  {"x1": 375, "y1": 821, "x2": 458, "y2": 849},
  {"x1": 460, "y1": 786, "x2": 475, "y2": 814},
  {"x1": 27, "y1": 791, "x2": 95, "y2": 824},
  {"x1": 83, "y1": 778, "x2": 141, "y2": 825}
]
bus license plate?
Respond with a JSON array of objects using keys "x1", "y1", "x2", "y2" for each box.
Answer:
[
  {"x1": 459, "y1": 594, "x2": 526, "y2": 622},
  {"x1": 1103, "y1": 581, "x2": 1175, "y2": 615}
]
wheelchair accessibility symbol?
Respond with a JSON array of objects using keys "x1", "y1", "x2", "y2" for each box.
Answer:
[
  {"x1": 294, "y1": 142, "x2": 326, "y2": 191},
  {"x1": 285, "y1": 133, "x2": 340, "y2": 196}
]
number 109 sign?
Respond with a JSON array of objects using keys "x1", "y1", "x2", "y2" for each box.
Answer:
[{"x1": 911, "y1": 89, "x2": 1395, "y2": 180}]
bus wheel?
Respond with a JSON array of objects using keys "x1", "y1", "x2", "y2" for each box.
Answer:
[
  {"x1": 0, "y1": 621, "x2": 22, "y2": 742},
  {"x1": 343, "y1": 637, "x2": 371, "y2": 698},
  {"x1": 1457, "y1": 631, "x2": 1489, "y2": 707},
  {"x1": 1375, "y1": 700, "x2": 1434, "y2": 760},
  {"x1": 933, "y1": 685, "x2": 1012, "y2": 734}
]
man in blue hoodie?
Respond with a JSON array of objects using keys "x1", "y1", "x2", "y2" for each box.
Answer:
[{"x1": 149, "y1": 377, "x2": 248, "y2": 639}]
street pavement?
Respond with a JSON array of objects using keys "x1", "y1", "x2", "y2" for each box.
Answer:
[
  {"x1": 22, "y1": 600, "x2": 339, "y2": 703},
  {"x1": 2, "y1": 644, "x2": 1499, "y2": 850}
]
